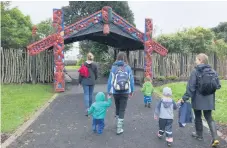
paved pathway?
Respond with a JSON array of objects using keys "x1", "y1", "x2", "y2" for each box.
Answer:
[{"x1": 9, "y1": 84, "x2": 227, "y2": 148}]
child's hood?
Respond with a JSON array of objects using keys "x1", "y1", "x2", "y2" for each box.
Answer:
[
  {"x1": 162, "y1": 98, "x2": 173, "y2": 108},
  {"x1": 95, "y1": 92, "x2": 105, "y2": 102},
  {"x1": 144, "y1": 81, "x2": 152, "y2": 87}
]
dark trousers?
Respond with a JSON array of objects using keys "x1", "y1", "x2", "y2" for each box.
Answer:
[
  {"x1": 92, "y1": 118, "x2": 105, "y2": 134},
  {"x1": 194, "y1": 110, "x2": 213, "y2": 124},
  {"x1": 113, "y1": 94, "x2": 129, "y2": 119},
  {"x1": 159, "y1": 118, "x2": 173, "y2": 138},
  {"x1": 194, "y1": 109, "x2": 214, "y2": 137}
]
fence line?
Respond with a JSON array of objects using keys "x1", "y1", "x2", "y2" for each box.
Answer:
[
  {"x1": 129, "y1": 51, "x2": 227, "y2": 79},
  {"x1": 1, "y1": 48, "x2": 54, "y2": 84}
]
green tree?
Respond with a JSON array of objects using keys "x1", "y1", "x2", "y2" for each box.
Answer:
[
  {"x1": 210, "y1": 39, "x2": 227, "y2": 56},
  {"x1": 35, "y1": 18, "x2": 73, "y2": 52},
  {"x1": 62, "y1": 1, "x2": 135, "y2": 60},
  {"x1": 212, "y1": 22, "x2": 227, "y2": 42},
  {"x1": 1, "y1": 2, "x2": 32, "y2": 49},
  {"x1": 156, "y1": 27, "x2": 215, "y2": 53}
]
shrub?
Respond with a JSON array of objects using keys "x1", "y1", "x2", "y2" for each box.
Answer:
[
  {"x1": 166, "y1": 75, "x2": 178, "y2": 80},
  {"x1": 99, "y1": 52, "x2": 114, "y2": 77},
  {"x1": 156, "y1": 76, "x2": 166, "y2": 81},
  {"x1": 76, "y1": 58, "x2": 84, "y2": 66},
  {"x1": 219, "y1": 76, "x2": 224, "y2": 80}
]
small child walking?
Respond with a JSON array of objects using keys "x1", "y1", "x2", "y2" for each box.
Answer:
[
  {"x1": 141, "y1": 76, "x2": 154, "y2": 108},
  {"x1": 88, "y1": 92, "x2": 112, "y2": 134},
  {"x1": 154, "y1": 87, "x2": 177, "y2": 146}
]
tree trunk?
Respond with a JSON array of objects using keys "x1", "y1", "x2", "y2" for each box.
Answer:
[{"x1": 214, "y1": 53, "x2": 217, "y2": 71}]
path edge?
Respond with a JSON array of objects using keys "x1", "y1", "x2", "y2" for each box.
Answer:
[{"x1": 2, "y1": 93, "x2": 59, "y2": 148}]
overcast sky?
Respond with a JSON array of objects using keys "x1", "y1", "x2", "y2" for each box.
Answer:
[{"x1": 11, "y1": 1, "x2": 227, "y2": 58}]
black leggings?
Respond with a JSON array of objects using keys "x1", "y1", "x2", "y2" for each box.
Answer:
[
  {"x1": 194, "y1": 109, "x2": 213, "y2": 123},
  {"x1": 113, "y1": 94, "x2": 129, "y2": 119}
]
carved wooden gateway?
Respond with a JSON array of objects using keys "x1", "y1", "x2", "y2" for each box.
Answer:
[{"x1": 27, "y1": 6, "x2": 168, "y2": 92}]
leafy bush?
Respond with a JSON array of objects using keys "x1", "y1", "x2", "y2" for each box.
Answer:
[
  {"x1": 157, "y1": 76, "x2": 166, "y2": 81},
  {"x1": 219, "y1": 76, "x2": 224, "y2": 80},
  {"x1": 99, "y1": 52, "x2": 114, "y2": 77},
  {"x1": 166, "y1": 75, "x2": 178, "y2": 80},
  {"x1": 76, "y1": 58, "x2": 84, "y2": 66}
]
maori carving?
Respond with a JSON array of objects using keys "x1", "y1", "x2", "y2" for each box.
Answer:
[
  {"x1": 27, "y1": 34, "x2": 57, "y2": 55},
  {"x1": 144, "y1": 18, "x2": 168, "y2": 79},
  {"x1": 53, "y1": 9, "x2": 65, "y2": 92},
  {"x1": 102, "y1": 6, "x2": 112, "y2": 35},
  {"x1": 64, "y1": 11, "x2": 102, "y2": 38},
  {"x1": 152, "y1": 41, "x2": 168, "y2": 56},
  {"x1": 113, "y1": 12, "x2": 144, "y2": 42},
  {"x1": 27, "y1": 7, "x2": 168, "y2": 92}
]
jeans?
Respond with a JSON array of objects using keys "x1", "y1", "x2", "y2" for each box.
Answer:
[
  {"x1": 83, "y1": 85, "x2": 94, "y2": 110},
  {"x1": 144, "y1": 96, "x2": 152, "y2": 104},
  {"x1": 159, "y1": 118, "x2": 173, "y2": 138},
  {"x1": 92, "y1": 118, "x2": 105, "y2": 134},
  {"x1": 113, "y1": 94, "x2": 129, "y2": 119}
]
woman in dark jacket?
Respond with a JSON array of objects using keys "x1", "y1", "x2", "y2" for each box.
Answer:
[
  {"x1": 79, "y1": 53, "x2": 98, "y2": 116},
  {"x1": 181, "y1": 53, "x2": 221, "y2": 147},
  {"x1": 107, "y1": 52, "x2": 134, "y2": 135}
]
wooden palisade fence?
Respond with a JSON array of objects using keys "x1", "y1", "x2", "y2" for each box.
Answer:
[
  {"x1": 129, "y1": 51, "x2": 227, "y2": 80},
  {"x1": 1, "y1": 48, "x2": 54, "y2": 84}
]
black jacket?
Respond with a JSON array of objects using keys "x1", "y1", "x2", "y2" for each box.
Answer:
[
  {"x1": 79, "y1": 61, "x2": 98, "y2": 86},
  {"x1": 182, "y1": 64, "x2": 221, "y2": 110}
]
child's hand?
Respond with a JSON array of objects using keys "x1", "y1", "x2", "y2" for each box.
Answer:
[
  {"x1": 178, "y1": 99, "x2": 184, "y2": 103},
  {"x1": 154, "y1": 115, "x2": 158, "y2": 120},
  {"x1": 107, "y1": 94, "x2": 111, "y2": 98},
  {"x1": 129, "y1": 92, "x2": 134, "y2": 97}
]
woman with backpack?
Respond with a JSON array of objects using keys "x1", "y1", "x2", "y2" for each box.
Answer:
[
  {"x1": 180, "y1": 53, "x2": 221, "y2": 147},
  {"x1": 79, "y1": 52, "x2": 98, "y2": 116},
  {"x1": 107, "y1": 52, "x2": 134, "y2": 135}
]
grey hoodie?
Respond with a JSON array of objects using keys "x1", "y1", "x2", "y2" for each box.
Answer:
[{"x1": 155, "y1": 98, "x2": 177, "y2": 119}]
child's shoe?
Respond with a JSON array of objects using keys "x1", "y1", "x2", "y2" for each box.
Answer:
[
  {"x1": 166, "y1": 137, "x2": 173, "y2": 147},
  {"x1": 145, "y1": 104, "x2": 147, "y2": 107},
  {"x1": 148, "y1": 103, "x2": 151, "y2": 108},
  {"x1": 157, "y1": 132, "x2": 163, "y2": 139}
]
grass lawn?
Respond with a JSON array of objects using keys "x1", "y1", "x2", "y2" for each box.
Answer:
[
  {"x1": 1, "y1": 84, "x2": 54, "y2": 133},
  {"x1": 65, "y1": 65, "x2": 80, "y2": 70},
  {"x1": 154, "y1": 80, "x2": 227, "y2": 124}
]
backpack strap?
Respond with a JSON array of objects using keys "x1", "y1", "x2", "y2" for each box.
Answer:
[{"x1": 114, "y1": 64, "x2": 127, "y2": 74}]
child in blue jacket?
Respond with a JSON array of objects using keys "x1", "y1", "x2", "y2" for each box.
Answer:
[{"x1": 88, "y1": 92, "x2": 112, "y2": 134}]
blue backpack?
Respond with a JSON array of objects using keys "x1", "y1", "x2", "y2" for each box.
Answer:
[{"x1": 113, "y1": 65, "x2": 130, "y2": 91}]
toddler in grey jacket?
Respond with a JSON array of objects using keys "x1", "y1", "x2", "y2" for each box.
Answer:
[{"x1": 154, "y1": 87, "x2": 177, "y2": 146}]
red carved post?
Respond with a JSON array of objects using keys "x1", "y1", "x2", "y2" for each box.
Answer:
[
  {"x1": 144, "y1": 19, "x2": 168, "y2": 80},
  {"x1": 102, "y1": 6, "x2": 112, "y2": 35},
  {"x1": 53, "y1": 9, "x2": 65, "y2": 92},
  {"x1": 144, "y1": 19, "x2": 153, "y2": 79}
]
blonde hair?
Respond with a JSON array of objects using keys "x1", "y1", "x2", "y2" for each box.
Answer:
[
  {"x1": 144, "y1": 76, "x2": 151, "y2": 82},
  {"x1": 196, "y1": 53, "x2": 209, "y2": 64},
  {"x1": 87, "y1": 52, "x2": 94, "y2": 61}
]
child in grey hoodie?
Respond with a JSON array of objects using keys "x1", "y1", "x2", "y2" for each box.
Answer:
[{"x1": 154, "y1": 87, "x2": 177, "y2": 146}]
